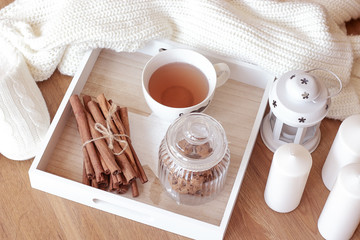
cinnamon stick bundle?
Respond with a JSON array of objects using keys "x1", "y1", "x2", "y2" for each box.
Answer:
[{"x1": 70, "y1": 93, "x2": 148, "y2": 197}]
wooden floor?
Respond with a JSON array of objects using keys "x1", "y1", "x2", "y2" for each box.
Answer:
[{"x1": 0, "y1": 1, "x2": 359, "y2": 239}]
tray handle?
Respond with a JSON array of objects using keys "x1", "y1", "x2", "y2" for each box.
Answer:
[{"x1": 92, "y1": 198, "x2": 155, "y2": 223}]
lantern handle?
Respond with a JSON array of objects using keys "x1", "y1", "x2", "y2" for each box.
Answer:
[{"x1": 305, "y1": 68, "x2": 343, "y2": 100}]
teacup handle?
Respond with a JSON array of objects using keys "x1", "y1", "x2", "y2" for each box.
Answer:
[{"x1": 214, "y1": 63, "x2": 230, "y2": 88}]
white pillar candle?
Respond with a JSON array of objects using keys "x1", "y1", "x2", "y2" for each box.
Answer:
[
  {"x1": 318, "y1": 163, "x2": 360, "y2": 240},
  {"x1": 322, "y1": 114, "x2": 360, "y2": 190},
  {"x1": 264, "y1": 143, "x2": 312, "y2": 213}
]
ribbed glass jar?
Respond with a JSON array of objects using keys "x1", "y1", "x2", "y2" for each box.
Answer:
[{"x1": 159, "y1": 113, "x2": 230, "y2": 205}]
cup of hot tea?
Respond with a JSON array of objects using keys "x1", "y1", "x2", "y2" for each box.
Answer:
[{"x1": 142, "y1": 48, "x2": 230, "y2": 121}]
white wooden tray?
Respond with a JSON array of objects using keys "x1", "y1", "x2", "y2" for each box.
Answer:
[{"x1": 29, "y1": 39, "x2": 273, "y2": 240}]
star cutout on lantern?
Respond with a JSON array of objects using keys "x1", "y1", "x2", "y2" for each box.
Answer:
[
  {"x1": 302, "y1": 92, "x2": 309, "y2": 99},
  {"x1": 298, "y1": 117, "x2": 306, "y2": 123},
  {"x1": 300, "y1": 78, "x2": 308, "y2": 84},
  {"x1": 272, "y1": 100, "x2": 277, "y2": 108}
]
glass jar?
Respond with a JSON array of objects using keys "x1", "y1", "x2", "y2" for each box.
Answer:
[{"x1": 159, "y1": 113, "x2": 230, "y2": 205}]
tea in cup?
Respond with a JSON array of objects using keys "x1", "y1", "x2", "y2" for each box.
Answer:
[{"x1": 142, "y1": 48, "x2": 230, "y2": 121}]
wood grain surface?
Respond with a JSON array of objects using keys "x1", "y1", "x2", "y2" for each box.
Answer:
[{"x1": 0, "y1": 1, "x2": 359, "y2": 239}]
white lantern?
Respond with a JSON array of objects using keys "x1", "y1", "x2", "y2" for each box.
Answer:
[{"x1": 260, "y1": 69, "x2": 342, "y2": 153}]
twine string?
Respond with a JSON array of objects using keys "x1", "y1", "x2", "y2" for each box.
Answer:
[{"x1": 83, "y1": 103, "x2": 129, "y2": 156}]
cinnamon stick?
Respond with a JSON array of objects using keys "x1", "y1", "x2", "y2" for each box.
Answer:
[
  {"x1": 114, "y1": 122, "x2": 140, "y2": 178},
  {"x1": 111, "y1": 105, "x2": 127, "y2": 139},
  {"x1": 98, "y1": 175, "x2": 109, "y2": 190},
  {"x1": 91, "y1": 179, "x2": 99, "y2": 188},
  {"x1": 109, "y1": 174, "x2": 123, "y2": 191},
  {"x1": 69, "y1": 95, "x2": 104, "y2": 183},
  {"x1": 82, "y1": 160, "x2": 91, "y2": 186},
  {"x1": 99, "y1": 154, "x2": 111, "y2": 175},
  {"x1": 118, "y1": 172, "x2": 126, "y2": 185},
  {"x1": 119, "y1": 107, "x2": 130, "y2": 135},
  {"x1": 108, "y1": 173, "x2": 114, "y2": 191},
  {"x1": 118, "y1": 184, "x2": 129, "y2": 194},
  {"x1": 119, "y1": 107, "x2": 148, "y2": 184},
  {"x1": 129, "y1": 143, "x2": 148, "y2": 184},
  {"x1": 131, "y1": 180, "x2": 139, "y2": 197},
  {"x1": 96, "y1": 94, "x2": 119, "y2": 136},
  {"x1": 115, "y1": 173, "x2": 123, "y2": 186},
  {"x1": 83, "y1": 147, "x2": 95, "y2": 180},
  {"x1": 82, "y1": 95, "x2": 92, "y2": 112}
]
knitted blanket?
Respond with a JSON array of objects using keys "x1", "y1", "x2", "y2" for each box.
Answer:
[{"x1": 1, "y1": 0, "x2": 360, "y2": 160}]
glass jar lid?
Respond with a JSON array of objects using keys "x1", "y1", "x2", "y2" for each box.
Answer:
[{"x1": 165, "y1": 113, "x2": 228, "y2": 171}]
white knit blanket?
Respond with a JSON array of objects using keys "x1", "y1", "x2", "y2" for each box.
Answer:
[{"x1": 1, "y1": 0, "x2": 360, "y2": 160}]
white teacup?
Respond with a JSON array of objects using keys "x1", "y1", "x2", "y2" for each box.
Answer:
[{"x1": 142, "y1": 48, "x2": 230, "y2": 121}]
